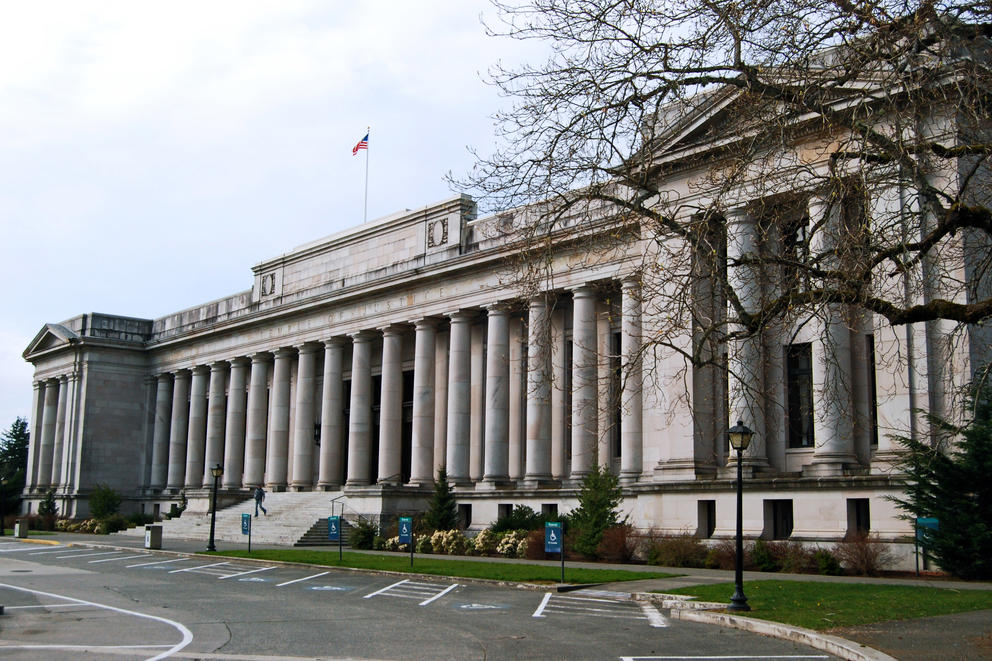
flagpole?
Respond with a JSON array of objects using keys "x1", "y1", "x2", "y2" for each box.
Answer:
[{"x1": 363, "y1": 126, "x2": 370, "y2": 223}]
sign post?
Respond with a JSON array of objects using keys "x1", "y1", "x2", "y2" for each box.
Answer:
[
  {"x1": 915, "y1": 517, "x2": 939, "y2": 575},
  {"x1": 328, "y1": 515, "x2": 342, "y2": 561},
  {"x1": 241, "y1": 513, "x2": 252, "y2": 554},
  {"x1": 545, "y1": 521, "x2": 564, "y2": 584},
  {"x1": 399, "y1": 516, "x2": 414, "y2": 567}
]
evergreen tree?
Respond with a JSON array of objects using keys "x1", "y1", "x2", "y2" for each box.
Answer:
[
  {"x1": 423, "y1": 467, "x2": 458, "y2": 531},
  {"x1": 893, "y1": 377, "x2": 992, "y2": 579},
  {"x1": 570, "y1": 465, "x2": 625, "y2": 558},
  {"x1": 38, "y1": 488, "x2": 58, "y2": 517},
  {"x1": 0, "y1": 417, "x2": 30, "y2": 522}
]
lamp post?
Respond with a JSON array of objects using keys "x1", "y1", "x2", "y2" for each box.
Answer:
[
  {"x1": 206, "y1": 463, "x2": 223, "y2": 552},
  {"x1": 728, "y1": 419, "x2": 754, "y2": 612}
]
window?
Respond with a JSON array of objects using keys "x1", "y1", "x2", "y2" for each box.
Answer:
[
  {"x1": 781, "y1": 212, "x2": 810, "y2": 287},
  {"x1": 848, "y1": 499, "x2": 870, "y2": 537},
  {"x1": 498, "y1": 503, "x2": 512, "y2": 521},
  {"x1": 542, "y1": 503, "x2": 558, "y2": 519},
  {"x1": 866, "y1": 335, "x2": 879, "y2": 446},
  {"x1": 765, "y1": 500, "x2": 794, "y2": 539},
  {"x1": 786, "y1": 343, "x2": 814, "y2": 448},
  {"x1": 458, "y1": 504, "x2": 472, "y2": 530},
  {"x1": 698, "y1": 500, "x2": 716, "y2": 538}
]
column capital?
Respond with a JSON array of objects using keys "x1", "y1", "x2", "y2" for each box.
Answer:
[
  {"x1": 155, "y1": 372, "x2": 173, "y2": 383},
  {"x1": 445, "y1": 309, "x2": 477, "y2": 323},
  {"x1": 209, "y1": 360, "x2": 229, "y2": 372},
  {"x1": 379, "y1": 323, "x2": 409, "y2": 336},
  {"x1": 620, "y1": 274, "x2": 641, "y2": 290},
  {"x1": 58, "y1": 374, "x2": 70, "y2": 384},
  {"x1": 272, "y1": 347, "x2": 296, "y2": 359},
  {"x1": 229, "y1": 356, "x2": 250, "y2": 368},
  {"x1": 484, "y1": 303, "x2": 511, "y2": 315},
  {"x1": 295, "y1": 342, "x2": 322, "y2": 355},
  {"x1": 349, "y1": 330, "x2": 377, "y2": 342},
  {"x1": 323, "y1": 337, "x2": 347, "y2": 349},
  {"x1": 568, "y1": 284, "x2": 598, "y2": 299},
  {"x1": 190, "y1": 364, "x2": 210, "y2": 376},
  {"x1": 249, "y1": 352, "x2": 272, "y2": 364},
  {"x1": 172, "y1": 368, "x2": 192, "y2": 380},
  {"x1": 413, "y1": 316, "x2": 440, "y2": 330}
]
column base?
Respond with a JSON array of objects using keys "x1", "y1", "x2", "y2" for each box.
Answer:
[
  {"x1": 477, "y1": 478, "x2": 516, "y2": 490},
  {"x1": 520, "y1": 475, "x2": 558, "y2": 489},
  {"x1": 654, "y1": 459, "x2": 719, "y2": 482},
  {"x1": 316, "y1": 483, "x2": 342, "y2": 491},
  {"x1": 802, "y1": 453, "x2": 860, "y2": 477}
]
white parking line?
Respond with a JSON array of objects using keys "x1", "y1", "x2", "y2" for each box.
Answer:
[
  {"x1": 30, "y1": 547, "x2": 80, "y2": 555},
  {"x1": 56, "y1": 551, "x2": 123, "y2": 560},
  {"x1": 169, "y1": 561, "x2": 229, "y2": 574},
  {"x1": 620, "y1": 656, "x2": 830, "y2": 660},
  {"x1": 532, "y1": 592, "x2": 553, "y2": 618},
  {"x1": 218, "y1": 566, "x2": 275, "y2": 580},
  {"x1": 277, "y1": 571, "x2": 329, "y2": 587},
  {"x1": 89, "y1": 554, "x2": 150, "y2": 564},
  {"x1": 4, "y1": 603, "x2": 80, "y2": 610},
  {"x1": 639, "y1": 602, "x2": 669, "y2": 628},
  {"x1": 419, "y1": 582, "x2": 459, "y2": 606},
  {"x1": 127, "y1": 557, "x2": 188, "y2": 568},
  {"x1": 364, "y1": 578, "x2": 409, "y2": 598},
  {"x1": 0, "y1": 581, "x2": 193, "y2": 661}
]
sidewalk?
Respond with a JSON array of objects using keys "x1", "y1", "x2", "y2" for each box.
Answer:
[{"x1": 11, "y1": 530, "x2": 992, "y2": 660}]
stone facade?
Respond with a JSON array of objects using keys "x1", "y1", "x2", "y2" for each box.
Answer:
[{"x1": 21, "y1": 102, "x2": 988, "y2": 569}]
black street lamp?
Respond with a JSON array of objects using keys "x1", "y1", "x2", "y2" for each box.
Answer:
[
  {"x1": 728, "y1": 419, "x2": 754, "y2": 612},
  {"x1": 206, "y1": 464, "x2": 223, "y2": 552}
]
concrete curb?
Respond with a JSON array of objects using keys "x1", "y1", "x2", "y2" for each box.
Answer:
[
  {"x1": 670, "y1": 608, "x2": 899, "y2": 661},
  {"x1": 6, "y1": 537, "x2": 60, "y2": 546}
]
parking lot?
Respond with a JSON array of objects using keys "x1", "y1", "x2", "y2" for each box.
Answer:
[{"x1": 0, "y1": 539, "x2": 838, "y2": 660}]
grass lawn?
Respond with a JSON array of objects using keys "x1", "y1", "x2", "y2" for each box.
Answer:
[
  {"x1": 208, "y1": 549, "x2": 679, "y2": 584},
  {"x1": 667, "y1": 580, "x2": 992, "y2": 630}
]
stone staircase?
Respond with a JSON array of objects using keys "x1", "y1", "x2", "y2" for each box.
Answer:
[
  {"x1": 113, "y1": 490, "x2": 351, "y2": 546},
  {"x1": 294, "y1": 517, "x2": 353, "y2": 547}
]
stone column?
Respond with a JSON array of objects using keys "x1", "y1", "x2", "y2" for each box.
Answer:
[
  {"x1": 570, "y1": 286, "x2": 599, "y2": 480},
  {"x1": 166, "y1": 370, "x2": 191, "y2": 489},
  {"x1": 525, "y1": 296, "x2": 552, "y2": 484},
  {"x1": 620, "y1": 277, "x2": 643, "y2": 483},
  {"x1": 203, "y1": 361, "x2": 229, "y2": 484},
  {"x1": 243, "y1": 354, "x2": 270, "y2": 488},
  {"x1": 25, "y1": 382, "x2": 43, "y2": 491},
  {"x1": 222, "y1": 358, "x2": 249, "y2": 488},
  {"x1": 34, "y1": 379, "x2": 59, "y2": 490},
  {"x1": 266, "y1": 348, "x2": 293, "y2": 488},
  {"x1": 726, "y1": 207, "x2": 768, "y2": 472},
  {"x1": 149, "y1": 374, "x2": 173, "y2": 490},
  {"x1": 50, "y1": 375, "x2": 69, "y2": 488},
  {"x1": 318, "y1": 339, "x2": 345, "y2": 489},
  {"x1": 346, "y1": 332, "x2": 374, "y2": 486},
  {"x1": 508, "y1": 316, "x2": 525, "y2": 480},
  {"x1": 291, "y1": 343, "x2": 319, "y2": 490},
  {"x1": 433, "y1": 327, "x2": 449, "y2": 476},
  {"x1": 445, "y1": 311, "x2": 473, "y2": 484},
  {"x1": 550, "y1": 308, "x2": 567, "y2": 479},
  {"x1": 184, "y1": 365, "x2": 209, "y2": 489},
  {"x1": 470, "y1": 322, "x2": 486, "y2": 481},
  {"x1": 807, "y1": 193, "x2": 857, "y2": 474},
  {"x1": 378, "y1": 325, "x2": 404, "y2": 485},
  {"x1": 410, "y1": 318, "x2": 437, "y2": 485},
  {"x1": 483, "y1": 305, "x2": 510, "y2": 483}
]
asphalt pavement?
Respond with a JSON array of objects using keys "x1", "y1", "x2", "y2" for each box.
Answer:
[{"x1": 5, "y1": 529, "x2": 991, "y2": 660}]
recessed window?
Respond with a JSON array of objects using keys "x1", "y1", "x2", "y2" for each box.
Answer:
[
  {"x1": 848, "y1": 498, "x2": 870, "y2": 537},
  {"x1": 541, "y1": 503, "x2": 558, "y2": 519},
  {"x1": 458, "y1": 504, "x2": 472, "y2": 530},
  {"x1": 787, "y1": 343, "x2": 814, "y2": 448},
  {"x1": 765, "y1": 499, "x2": 794, "y2": 539},
  {"x1": 698, "y1": 500, "x2": 716, "y2": 538}
]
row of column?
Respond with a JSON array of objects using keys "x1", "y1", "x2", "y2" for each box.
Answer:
[
  {"x1": 726, "y1": 195, "x2": 859, "y2": 474},
  {"x1": 28, "y1": 374, "x2": 75, "y2": 492},
  {"x1": 147, "y1": 280, "x2": 645, "y2": 492}
]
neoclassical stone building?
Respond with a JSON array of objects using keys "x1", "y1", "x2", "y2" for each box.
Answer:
[{"x1": 22, "y1": 91, "x2": 988, "y2": 566}]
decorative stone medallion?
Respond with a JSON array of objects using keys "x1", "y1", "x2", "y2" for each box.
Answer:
[
  {"x1": 427, "y1": 218, "x2": 448, "y2": 248},
  {"x1": 260, "y1": 273, "x2": 277, "y2": 296}
]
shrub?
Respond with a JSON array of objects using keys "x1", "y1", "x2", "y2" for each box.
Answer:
[
  {"x1": 38, "y1": 489, "x2": 58, "y2": 517},
  {"x1": 430, "y1": 530, "x2": 447, "y2": 553},
  {"x1": 348, "y1": 516, "x2": 378, "y2": 550},
  {"x1": 814, "y1": 549, "x2": 843, "y2": 575},
  {"x1": 88, "y1": 484, "x2": 121, "y2": 519},
  {"x1": 372, "y1": 535, "x2": 386, "y2": 551},
  {"x1": 751, "y1": 539, "x2": 779, "y2": 572},
  {"x1": 423, "y1": 468, "x2": 459, "y2": 532},
  {"x1": 415, "y1": 535, "x2": 433, "y2": 553},
  {"x1": 833, "y1": 532, "x2": 894, "y2": 576},
  {"x1": 706, "y1": 538, "x2": 755, "y2": 570},
  {"x1": 489, "y1": 505, "x2": 544, "y2": 533},
  {"x1": 94, "y1": 514, "x2": 128, "y2": 534},
  {"x1": 439, "y1": 529, "x2": 470, "y2": 555},
  {"x1": 646, "y1": 531, "x2": 707, "y2": 568},
  {"x1": 570, "y1": 465, "x2": 625, "y2": 559},
  {"x1": 127, "y1": 512, "x2": 156, "y2": 527},
  {"x1": 596, "y1": 523, "x2": 638, "y2": 563},
  {"x1": 524, "y1": 529, "x2": 547, "y2": 560},
  {"x1": 473, "y1": 528, "x2": 498, "y2": 555},
  {"x1": 496, "y1": 530, "x2": 528, "y2": 558},
  {"x1": 768, "y1": 541, "x2": 815, "y2": 574}
]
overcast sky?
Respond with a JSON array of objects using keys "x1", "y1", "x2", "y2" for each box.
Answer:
[{"x1": 0, "y1": 1, "x2": 541, "y2": 428}]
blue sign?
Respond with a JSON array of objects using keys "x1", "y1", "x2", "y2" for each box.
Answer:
[
  {"x1": 241, "y1": 513, "x2": 251, "y2": 535},
  {"x1": 545, "y1": 522, "x2": 562, "y2": 553},
  {"x1": 398, "y1": 516, "x2": 413, "y2": 545},
  {"x1": 916, "y1": 517, "x2": 939, "y2": 541},
  {"x1": 328, "y1": 515, "x2": 340, "y2": 542}
]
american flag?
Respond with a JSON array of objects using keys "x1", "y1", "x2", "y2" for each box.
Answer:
[{"x1": 352, "y1": 132, "x2": 368, "y2": 155}]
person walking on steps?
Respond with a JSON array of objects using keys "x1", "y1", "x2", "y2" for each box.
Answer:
[{"x1": 254, "y1": 486, "x2": 267, "y2": 517}]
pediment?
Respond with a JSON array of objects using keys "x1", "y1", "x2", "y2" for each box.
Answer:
[
  {"x1": 23, "y1": 324, "x2": 78, "y2": 359},
  {"x1": 648, "y1": 87, "x2": 743, "y2": 161}
]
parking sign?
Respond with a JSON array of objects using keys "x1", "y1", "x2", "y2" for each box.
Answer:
[
  {"x1": 545, "y1": 521, "x2": 562, "y2": 553},
  {"x1": 328, "y1": 515, "x2": 340, "y2": 542},
  {"x1": 398, "y1": 516, "x2": 413, "y2": 545},
  {"x1": 241, "y1": 513, "x2": 251, "y2": 535}
]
